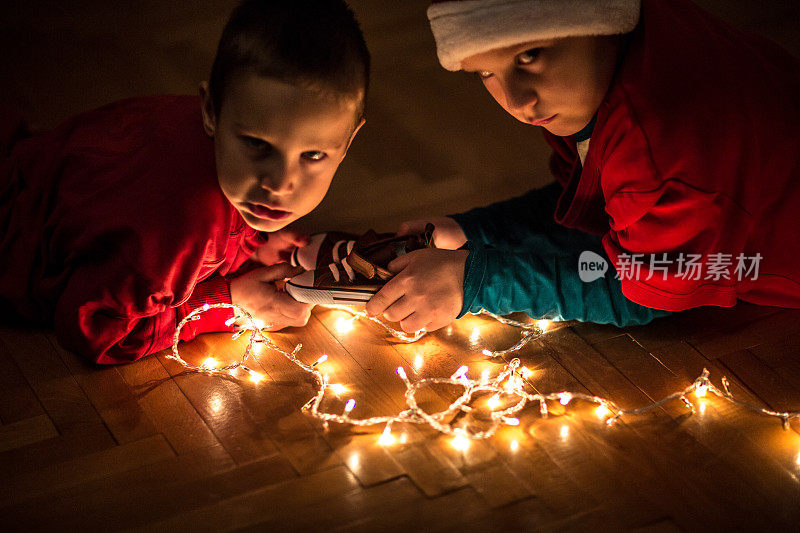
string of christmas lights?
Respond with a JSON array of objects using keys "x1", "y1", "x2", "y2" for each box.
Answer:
[{"x1": 168, "y1": 303, "x2": 800, "y2": 447}]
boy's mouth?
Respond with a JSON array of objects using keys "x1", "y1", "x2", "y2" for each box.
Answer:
[
  {"x1": 528, "y1": 114, "x2": 558, "y2": 126},
  {"x1": 243, "y1": 202, "x2": 293, "y2": 221}
]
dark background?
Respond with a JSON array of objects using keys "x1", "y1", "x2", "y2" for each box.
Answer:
[{"x1": 1, "y1": 0, "x2": 797, "y2": 233}]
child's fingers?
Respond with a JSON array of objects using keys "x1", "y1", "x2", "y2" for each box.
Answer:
[
  {"x1": 387, "y1": 252, "x2": 414, "y2": 273},
  {"x1": 274, "y1": 292, "x2": 313, "y2": 318},
  {"x1": 258, "y1": 262, "x2": 304, "y2": 282},
  {"x1": 278, "y1": 227, "x2": 310, "y2": 246},
  {"x1": 396, "y1": 220, "x2": 426, "y2": 236},
  {"x1": 399, "y1": 313, "x2": 428, "y2": 334},
  {"x1": 381, "y1": 295, "x2": 414, "y2": 323},
  {"x1": 365, "y1": 277, "x2": 404, "y2": 316}
]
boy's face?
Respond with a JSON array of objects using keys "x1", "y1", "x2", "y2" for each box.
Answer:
[
  {"x1": 201, "y1": 74, "x2": 363, "y2": 233},
  {"x1": 461, "y1": 36, "x2": 622, "y2": 136}
]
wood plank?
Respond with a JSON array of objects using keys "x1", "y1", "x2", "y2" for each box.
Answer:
[
  {"x1": 1, "y1": 443, "x2": 258, "y2": 530},
  {"x1": 48, "y1": 332, "x2": 160, "y2": 445},
  {"x1": 535, "y1": 327, "x2": 713, "y2": 529},
  {"x1": 390, "y1": 441, "x2": 468, "y2": 497},
  {"x1": 115, "y1": 353, "x2": 221, "y2": 454},
  {"x1": 589, "y1": 334, "x2": 778, "y2": 528},
  {"x1": 688, "y1": 308, "x2": 800, "y2": 358},
  {"x1": 747, "y1": 332, "x2": 800, "y2": 395},
  {"x1": 385, "y1": 311, "x2": 540, "y2": 500},
  {"x1": 622, "y1": 303, "x2": 783, "y2": 352},
  {"x1": 135, "y1": 465, "x2": 359, "y2": 532},
  {"x1": 0, "y1": 434, "x2": 174, "y2": 505},
  {"x1": 717, "y1": 348, "x2": 800, "y2": 415},
  {"x1": 642, "y1": 341, "x2": 800, "y2": 523},
  {"x1": 248, "y1": 478, "x2": 496, "y2": 533},
  {"x1": 0, "y1": 335, "x2": 44, "y2": 424},
  {"x1": 0, "y1": 413, "x2": 58, "y2": 453},
  {"x1": 155, "y1": 333, "x2": 283, "y2": 465},
  {"x1": 0, "y1": 423, "x2": 115, "y2": 479},
  {"x1": 0, "y1": 328, "x2": 112, "y2": 440}
]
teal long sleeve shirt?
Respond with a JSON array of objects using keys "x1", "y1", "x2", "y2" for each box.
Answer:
[{"x1": 449, "y1": 183, "x2": 671, "y2": 327}]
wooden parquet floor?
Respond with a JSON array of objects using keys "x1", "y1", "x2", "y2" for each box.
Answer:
[
  {"x1": 1, "y1": 0, "x2": 799, "y2": 530},
  {"x1": 2, "y1": 304, "x2": 800, "y2": 531}
]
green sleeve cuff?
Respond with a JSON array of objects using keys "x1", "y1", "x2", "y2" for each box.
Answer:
[{"x1": 458, "y1": 241, "x2": 487, "y2": 318}]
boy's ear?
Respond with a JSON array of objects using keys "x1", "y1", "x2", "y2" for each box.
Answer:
[
  {"x1": 343, "y1": 117, "x2": 366, "y2": 157},
  {"x1": 199, "y1": 81, "x2": 217, "y2": 137}
]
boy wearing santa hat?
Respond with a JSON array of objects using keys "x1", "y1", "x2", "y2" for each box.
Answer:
[{"x1": 366, "y1": 0, "x2": 800, "y2": 333}]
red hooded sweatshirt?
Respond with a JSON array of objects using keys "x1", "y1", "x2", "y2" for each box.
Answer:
[
  {"x1": 0, "y1": 96, "x2": 266, "y2": 364},
  {"x1": 545, "y1": 0, "x2": 800, "y2": 311}
]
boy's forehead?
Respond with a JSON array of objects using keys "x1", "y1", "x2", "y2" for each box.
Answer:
[{"x1": 223, "y1": 74, "x2": 360, "y2": 139}]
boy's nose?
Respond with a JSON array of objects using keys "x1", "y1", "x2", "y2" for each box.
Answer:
[
  {"x1": 259, "y1": 164, "x2": 296, "y2": 195},
  {"x1": 502, "y1": 76, "x2": 538, "y2": 118}
]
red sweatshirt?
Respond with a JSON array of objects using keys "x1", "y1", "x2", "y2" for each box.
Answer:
[
  {"x1": 545, "y1": 0, "x2": 800, "y2": 311},
  {"x1": 0, "y1": 96, "x2": 266, "y2": 364}
]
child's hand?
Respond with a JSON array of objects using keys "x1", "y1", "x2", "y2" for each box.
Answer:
[
  {"x1": 252, "y1": 226, "x2": 310, "y2": 265},
  {"x1": 366, "y1": 248, "x2": 469, "y2": 333},
  {"x1": 397, "y1": 217, "x2": 467, "y2": 250},
  {"x1": 229, "y1": 263, "x2": 313, "y2": 330}
]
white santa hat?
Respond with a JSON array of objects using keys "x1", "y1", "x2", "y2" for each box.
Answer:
[{"x1": 427, "y1": 0, "x2": 641, "y2": 71}]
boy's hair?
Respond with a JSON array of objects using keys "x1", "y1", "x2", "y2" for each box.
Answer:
[{"x1": 209, "y1": 0, "x2": 370, "y2": 119}]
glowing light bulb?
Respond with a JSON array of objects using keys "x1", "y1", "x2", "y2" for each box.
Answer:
[
  {"x1": 482, "y1": 348, "x2": 493, "y2": 357},
  {"x1": 510, "y1": 439, "x2": 520, "y2": 452},
  {"x1": 399, "y1": 432, "x2": 408, "y2": 444},
  {"x1": 795, "y1": 449, "x2": 800, "y2": 466},
  {"x1": 451, "y1": 433, "x2": 470, "y2": 451},
  {"x1": 313, "y1": 354, "x2": 328, "y2": 367},
  {"x1": 504, "y1": 417, "x2": 520, "y2": 426},
  {"x1": 202, "y1": 357, "x2": 219, "y2": 369},
  {"x1": 560, "y1": 425, "x2": 569, "y2": 439},
  {"x1": 596, "y1": 404, "x2": 610, "y2": 419},
  {"x1": 536, "y1": 320, "x2": 550, "y2": 331},
  {"x1": 329, "y1": 384, "x2": 347, "y2": 395},
  {"x1": 225, "y1": 316, "x2": 238, "y2": 327},
  {"x1": 378, "y1": 426, "x2": 396, "y2": 446},
  {"x1": 252, "y1": 318, "x2": 266, "y2": 330},
  {"x1": 336, "y1": 316, "x2": 355, "y2": 334},
  {"x1": 202, "y1": 303, "x2": 210, "y2": 311},
  {"x1": 695, "y1": 384, "x2": 708, "y2": 397},
  {"x1": 396, "y1": 366, "x2": 407, "y2": 380},
  {"x1": 559, "y1": 392, "x2": 573, "y2": 406},
  {"x1": 248, "y1": 370, "x2": 265, "y2": 384},
  {"x1": 446, "y1": 326, "x2": 453, "y2": 335},
  {"x1": 504, "y1": 376, "x2": 520, "y2": 391},
  {"x1": 520, "y1": 367, "x2": 533, "y2": 379},
  {"x1": 453, "y1": 365, "x2": 469, "y2": 379},
  {"x1": 344, "y1": 399, "x2": 356, "y2": 413},
  {"x1": 414, "y1": 354, "x2": 424, "y2": 370},
  {"x1": 481, "y1": 369, "x2": 490, "y2": 382},
  {"x1": 487, "y1": 394, "x2": 501, "y2": 410}
]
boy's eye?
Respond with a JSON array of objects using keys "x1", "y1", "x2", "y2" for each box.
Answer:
[
  {"x1": 476, "y1": 70, "x2": 493, "y2": 80},
  {"x1": 302, "y1": 151, "x2": 327, "y2": 162},
  {"x1": 516, "y1": 47, "x2": 543, "y2": 65},
  {"x1": 242, "y1": 136, "x2": 271, "y2": 151}
]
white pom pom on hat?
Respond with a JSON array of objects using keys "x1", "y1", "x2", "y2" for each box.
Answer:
[{"x1": 427, "y1": 0, "x2": 641, "y2": 71}]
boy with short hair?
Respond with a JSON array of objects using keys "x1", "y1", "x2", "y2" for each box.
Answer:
[
  {"x1": 366, "y1": 0, "x2": 800, "y2": 333},
  {"x1": 0, "y1": 0, "x2": 369, "y2": 364}
]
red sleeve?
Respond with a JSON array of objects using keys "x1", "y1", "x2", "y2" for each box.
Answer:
[{"x1": 55, "y1": 262, "x2": 235, "y2": 365}]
